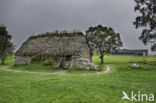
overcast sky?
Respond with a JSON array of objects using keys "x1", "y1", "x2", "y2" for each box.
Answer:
[{"x1": 0, "y1": 0, "x2": 154, "y2": 54}]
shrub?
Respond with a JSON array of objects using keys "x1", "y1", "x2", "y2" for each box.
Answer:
[
  {"x1": 31, "y1": 54, "x2": 61, "y2": 67},
  {"x1": 138, "y1": 60, "x2": 147, "y2": 64},
  {"x1": 42, "y1": 59, "x2": 53, "y2": 66},
  {"x1": 31, "y1": 54, "x2": 44, "y2": 64}
]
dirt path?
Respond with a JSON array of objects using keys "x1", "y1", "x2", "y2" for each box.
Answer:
[
  {"x1": 0, "y1": 68, "x2": 66, "y2": 75},
  {"x1": 0, "y1": 65, "x2": 110, "y2": 75},
  {"x1": 96, "y1": 65, "x2": 111, "y2": 74}
]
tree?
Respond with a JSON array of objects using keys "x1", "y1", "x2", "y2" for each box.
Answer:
[
  {"x1": 0, "y1": 25, "x2": 14, "y2": 65},
  {"x1": 86, "y1": 25, "x2": 123, "y2": 64},
  {"x1": 133, "y1": 0, "x2": 156, "y2": 51}
]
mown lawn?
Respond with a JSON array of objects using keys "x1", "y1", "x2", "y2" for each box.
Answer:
[{"x1": 0, "y1": 55, "x2": 156, "y2": 103}]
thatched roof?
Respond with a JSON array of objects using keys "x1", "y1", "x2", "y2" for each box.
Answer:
[
  {"x1": 15, "y1": 32, "x2": 89, "y2": 57},
  {"x1": 30, "y1": 31, "x2": 83, "y2": 39}
]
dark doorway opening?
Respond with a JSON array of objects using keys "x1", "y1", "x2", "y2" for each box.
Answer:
[{"x1": 65, "y1": 55, "x2": 72, "y2": 61}]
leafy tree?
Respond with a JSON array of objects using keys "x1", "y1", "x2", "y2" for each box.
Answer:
[
  {"x1": 86, "y1": 25, "x2": 123, "y2": 64},
  {"x1": 133, "y1": 0, "x2": 156, "y2": 51},
  {"x1": 0, "y1": 25, "x2": 14, "y2": 65}
]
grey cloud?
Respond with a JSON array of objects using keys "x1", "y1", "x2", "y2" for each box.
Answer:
[{"x1": 0, "y1": 0, "x2": 155, "y2": 54}]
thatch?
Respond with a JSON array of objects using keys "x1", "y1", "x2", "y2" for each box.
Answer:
[
  {"x1": 15, "y1": 32, "x2": 89, "y2": 57},
  {"x1": 29, "y1": 31, "x2": 84, "y2": 39}
]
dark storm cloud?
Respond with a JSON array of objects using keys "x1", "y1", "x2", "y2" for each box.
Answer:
[{"x1": 0, "y1": 0, "x2": 154, "y2": 54}]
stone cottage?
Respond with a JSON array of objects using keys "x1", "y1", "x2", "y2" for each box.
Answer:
[{"x1": 15, "y1": 32, "x2": 98, "y2": 70}]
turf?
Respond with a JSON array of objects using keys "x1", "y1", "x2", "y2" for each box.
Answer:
[{"x1": 0, "y1": 55, "x2": 156, "y2": 103}]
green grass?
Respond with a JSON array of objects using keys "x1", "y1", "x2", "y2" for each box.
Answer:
[
  {"x1": 0, "y1": 54, "x2": 156, "y2": 103},
  {"x1": 0, "y1": 56, "x2": 15, "y2": 68},
  {"x1": 11, "y1": 64, "x2": 60, "y2": 72}
]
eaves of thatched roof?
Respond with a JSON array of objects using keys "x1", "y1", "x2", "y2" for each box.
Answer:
[{"x1": 15, "y1": 33, "x2": 88, "y2": 57}]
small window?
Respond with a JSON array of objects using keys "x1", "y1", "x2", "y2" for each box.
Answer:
[{"x1": 66, "y1": 55, "x2": 72, "y2": 61}]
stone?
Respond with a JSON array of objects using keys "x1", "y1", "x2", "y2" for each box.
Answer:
[{"x1": 130, "y1": 63, "x2": 140, "y2": 68}]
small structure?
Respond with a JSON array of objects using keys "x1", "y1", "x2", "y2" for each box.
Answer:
[
  {"x1": 15, "y1": 32, "x2": 97, "y2": 70},
  {"x1": 111, "y1": 49, "x2": 148, "y2": 56}
]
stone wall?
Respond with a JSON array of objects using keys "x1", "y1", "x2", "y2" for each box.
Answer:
[
  {"x1": 14, "y1": 55, "x2": 97, "y2": 70},
  {"x1": 71, "y1": 57, "x2": 98, "y2": 70},
  {"x1": 15, "y1": 56, "x2": 31, "y2": 65},
  {"x1": 62, "y1": 56, "x2": 98, "y2": 70}
]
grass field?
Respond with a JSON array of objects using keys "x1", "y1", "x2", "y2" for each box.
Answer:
[{"x1": 0, "y1": 54, "x2": 156, "y2": 103}]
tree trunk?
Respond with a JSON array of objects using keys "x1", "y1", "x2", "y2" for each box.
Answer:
[
  {"x1": 89, "y1": 50, "x2": 93, "y2": 62},
  {"x1": 1, "y1": 57, "x2": 5, "y2": 65},
  {"x1": 2, "y1": 59, "x2": 4, "y2": 65},
  {"x1": 100, "y1": 55, "x2": 104, "y2": 64}
]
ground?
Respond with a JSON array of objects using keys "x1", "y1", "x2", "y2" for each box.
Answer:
[{"x1": 0, "y1": 54, "x2": 156, "y2": 103}]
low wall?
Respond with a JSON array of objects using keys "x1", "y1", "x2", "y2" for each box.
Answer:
[
  {"x1": 15, "y1": 56, "x2": 31, "y2": 65},
  {"x1": 14, "y1": 56, "x2": 98, "y2": 70},
  {"x1": 69, "y1": 57, "x2": 98, "y2": 70}
]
